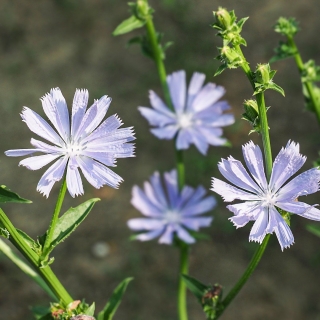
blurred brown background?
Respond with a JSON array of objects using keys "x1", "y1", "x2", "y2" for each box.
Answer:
[{"x1": 1, "y1": 0, "x2": 320, "y2": 319}]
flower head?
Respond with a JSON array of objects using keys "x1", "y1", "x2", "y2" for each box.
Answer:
[
  {"x1": 5, "y1": 88, "x2": 135, "y2": 197},
  {"x1": 139, "y1": 70, "x2": 234, "y2": 155},
  {"x1": 211, "y1": 140, "x2": 320, "y2": 250},
  {"x1": 128, "y1": 169, "x2": 216, "y2": 244}
]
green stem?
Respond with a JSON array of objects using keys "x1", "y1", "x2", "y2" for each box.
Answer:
[
  {"x1": 0, "y1": 208, "x2": 73, "y2": 306},
  {"x1": 145, "y1": 14, "x2": 173, "y2": 111},
  {"x1": 216, "y1": 235, "x2": 270, "y2": 319},
  {"x1": 144, "y1": 5, "x2": 188, "y2": 319},
  {"x1": 41, "y1": 177, "x2": 67, "y2": 260},
  {"x1": 178, "y1": 241, "x2": 189, "y2": 320},
  {"x1": 214, "y1": 45, "x2": 274, "y2": 319},
  {"x1": 287, "y1": 35, "x2": 320, "y2": 125}
]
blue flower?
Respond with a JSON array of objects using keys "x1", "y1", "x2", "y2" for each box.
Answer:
[
  {"x1": 128, "y1": 169, "x2": 216, "y2": 244},
  {"x1": 139, "y1": 70, "x2": 234, "y2": 155},
  {"x1": 5, "y1": 88, "x2": 135, "y2": 197},
  {"x1": 211, "y1": 140, "x2": 320, "y2": 250}
]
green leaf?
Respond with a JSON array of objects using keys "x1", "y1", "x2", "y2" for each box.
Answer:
[
  {"x1": 0, "y1": 228, "x2": 9, "y2": 239},
  {"x1": 49, "y1": 198, "x2": 100, "y2": 251},
  {"x1": 0, "y1": 185, "x2": 31, "y2": 204},
  {"x1": 85, "y1": 302, "x2": 95, "y2": 316},
  {"x1": 269, "y1": 82, "x2": 285, "y2": 96},
  {"x1": 98, "y1": 277, "x2": 133, "y2": 320},
  {"x1": 113, "y1": 15, "x2": 145, "y2": 36},
  {"x1": 182, "y1": 274, "x2": 207, "y2": 302},
  {"x1": 214, "y1": 63, "x2": 228, "y2": 76},
  {"x1": 306, "y1": 224, "x2": 320, "y2": 238}
]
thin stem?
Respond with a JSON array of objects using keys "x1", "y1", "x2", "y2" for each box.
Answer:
[
  {"x1": 41, "y1": 177, "x2": 67, "y2": 260},
  {"x1": 178, "y1": 242, "x2": 189, "y2": 320},
  {"x1": 145, "y1": 14, "x2": 173, "y2": 111},
  {"x1": 287, "y1": 35, "x2": 320, "y2": 125},
  {"x1": 0, "y1": 208, "x2": 73, "y2": 306},
  {"x1": 144, "y1": 5, "x2": 188, "y2": 319},
  {"x1": 213, "y1": 45, "x2": 274, "y2": 319},
  {"x1": 216, "y1": 235, "x2": 270, "y2": 319}
]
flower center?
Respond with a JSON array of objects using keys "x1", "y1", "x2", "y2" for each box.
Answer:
[
  {"x1": 261, "y1": 190, "x2": 276, "y2": 207},
  {"x1": 164, "y1": 209, "x2": 181, "y2": 225},
  {"x1": 177, "y1": 113, "x2": 193, "y2": 129},
  {"x1": 64, "y1": 142, "x2": 83, "y2": 157}
]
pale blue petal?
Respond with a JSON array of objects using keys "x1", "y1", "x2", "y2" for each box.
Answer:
[
  {"x1": 149, "y1": 90, "x2": 173, "y2": 116},
  {"x1": 167, "y1": 70, "x2": 186, "y2": 113},
  {"x1": 5, "y1": 149, "x2": 39, "y2": 157},
  {"x1": 190, "y1": 128, "x2": 209, "y2": 155},
  {"x1": 227, "y1": 201, "x2": 261, "y2": 217},
  {"x1": 41, "y1": 88, "x2": 70, "y2": 140},
  {"x1": 276, "y1": 201, "x2": 320, "y2": 222},
  {"x1": 151, "y1": 125, "x2": 179, "y2": 139},
  {"x1": 181, "y1": 217, "x2": 213, "y2": 230},
  {"x1": 249, "y1": 207, "x2": 268, "y2": 244},
  {"x1": 197, "y1": 127, "x2": 227, "y2": 146},
  {"x1": 83, "y1": 115, "x2": 122, "y2": 143},
  {"x1": 269, "y1": 141, "x2": 306, "y2": 192},
  {"x1": 30, "y1": 138, "x2": 63, "y2": 154},
  {"x1": 21, "y1": 107, "x2": 62, "y2": 146},
  {"x1": 191, "y1": 83, "x2": 225, "y2": 112},
  {"x1": 276, "y1": 168, "x2": 320, "y2": 201},
  {"x1": 131, "y1": 185, "x2": 163, "y2": 217},
  {"x1": 81, "y1": 151, "x2": 115, "y2": 167},
  {"x1": 37, "y1": 177, "x2": 56, "y2": 198},
  {"x1": 176, "y1": 129, "x2": 192, "y2": 150},
  {"x1": 76, "y1": 96, "x2": 111, "y2": 140},
  {"x1": 135, "y1": 228, "x2": 165, "y2": 241},
  {"x1": 143, "y1": 181, "x2": 166, "y2": 210},
  {"x1": 175, "y1": 225, "x2": 195, "y2": 244},
  {"x1": 149, "y1": 171, "x2": 168, "y2": 207},
  {"x1": 19, "y1": 154, "x2": 61, "y2": 170},
  {"x1": 229, "y1": 214, "x2": 251, "y2": 228},
  {"x1": 158, "y1": 225, "x2": 175, "y2": 244},
  {"x1": 77, "y1": 156, "x2": 123, "y2": 189},
  {"x1": 66, "y1": 165, "x2": 84, "y2": 197},
  {"x1": 210, "y1": 114, "x2": 235, "y2": 127},
  {"x1": 181, "y1": 196, "x2": 216, "y2": 216},
  {"x1": 139, "y1": 107, "x2": 175, "y2": 127},
  {"x1": 296, "y1": 206, "x2": 320, "y2": 221},
  {"x1": 71, "y1": 89, "x2": 88, "y2": 137},
  {"x1": 242, "y1": 141, "x2": 268, "y2": 190},
  {"x1": 186, "y1": 72, "x2": 205, "y2": 110},
  {"x1": 267, "y1": 207, "x2": 294, "y2": 251},
  {"x1": 175, "y1": 186, "x2": 195, "y2": 209},
  {"x1": 182, "y1": 186, "x2": 206, "y2": 207},
  {"x1": 164, "y1": 170, "x2": 179, "y2": 208},
  {"x1": 218, "y1": 157, "x2": 261, "y2": 193},
  {"x1": 127, "y1": 218, "x2": 165, "y2": 230},
  {"x1": 211, "y1": 178, "x2": 259, "y2": 202}
]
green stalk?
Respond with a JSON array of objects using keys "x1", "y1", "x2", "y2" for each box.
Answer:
[
  {"x1": 0, "y1": 208, "x2": 73, "y2": 306},
  {"x1": 214, "y1": 45, "x2": 274, "y2": 319},
  {"x1": 41, "y1": 177, "x2": 67, "y2": 260},
  {"x1": 178, "y1": 241, "x2": 189, "y2": 320},
  {"x1": 144, "y1": 5, "x2": 188, "y2": 319},
  {"x1": 287, "y1": 36, "x2": 320, "y2": 125},
  {"x1": 215, "y1": 235, "x2": 270, "y2": 318}
]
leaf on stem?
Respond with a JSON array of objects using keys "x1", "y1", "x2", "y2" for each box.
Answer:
[
  {"x1": 97, "y1": 277, "x2": 133, "y2": 320},
  {"x1": 113, "y1": 15, "x2": 146, "y2": 36},
  {"x1": 0, "y1": 185, "x2": 31, "y2": 204}
]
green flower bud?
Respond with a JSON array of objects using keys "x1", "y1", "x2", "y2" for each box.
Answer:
[
  {"x1": 221, "y1": 46, "x2": 240, "y2": 64},
  {"x1": 255, "y1": 64, "x2": 271, "y2": 84},
  {"x1": 214, "y1": 7, "x2": 232, "y2": 30},
  {"x1": 243, "y1": 99, "x2": 259, "y2": 119},
  {"x1": 136, "y1": 0, "x2": 149, "y2": 17},
  {"x1": 274, "y1": 17, "x2": 299, "y2": 37}
]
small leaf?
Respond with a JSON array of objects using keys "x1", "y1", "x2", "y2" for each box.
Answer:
[
  {"x1": 50, "y1": 198, "x2": 100, "y2": 250},
  {"x1": 214, "y1": 63, "x2": 228, "y2": 76},
  {"x1": 113, "y1": 15, "x2": 145, "y2": 36},
  {"x1": 85, "y1": 302, "x2": 95, "y2": 317},
  {"x1": 98, "y1": 277, "x2": 133, "y2": 320},
  {"x1": 306, "y1": 224, "x2": 320, "y2": 238},
  {"x1": 16, "y1": 228, "x2": 39, "y2": 252},
  {"x1": 182, "y1": 274, "x2": 208, "y2": 302},
  {"x1": 269, "y1": 82, "x2": 285, "y2": 96},
  {"x1": 0, "y1": 185, "x2": 31, "y2": 204}
]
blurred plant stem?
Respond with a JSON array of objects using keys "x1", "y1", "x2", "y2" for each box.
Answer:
[{"x1": 144, "y1": 3, "x2": 188, "y2": 319}]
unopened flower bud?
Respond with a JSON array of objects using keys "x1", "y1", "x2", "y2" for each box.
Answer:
[
  {"x1": 221, "y1": 46, "x2": 240, "y2": 64},
  {"x1": 136, "y1": 0, "x2": 149, "y2": 17},
  {"x1": 214, "y1": 7, "x2": 232, "y2": 30},
  {"x1": 255, "y1": 64, "x2": 270, "y2": 84}
]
